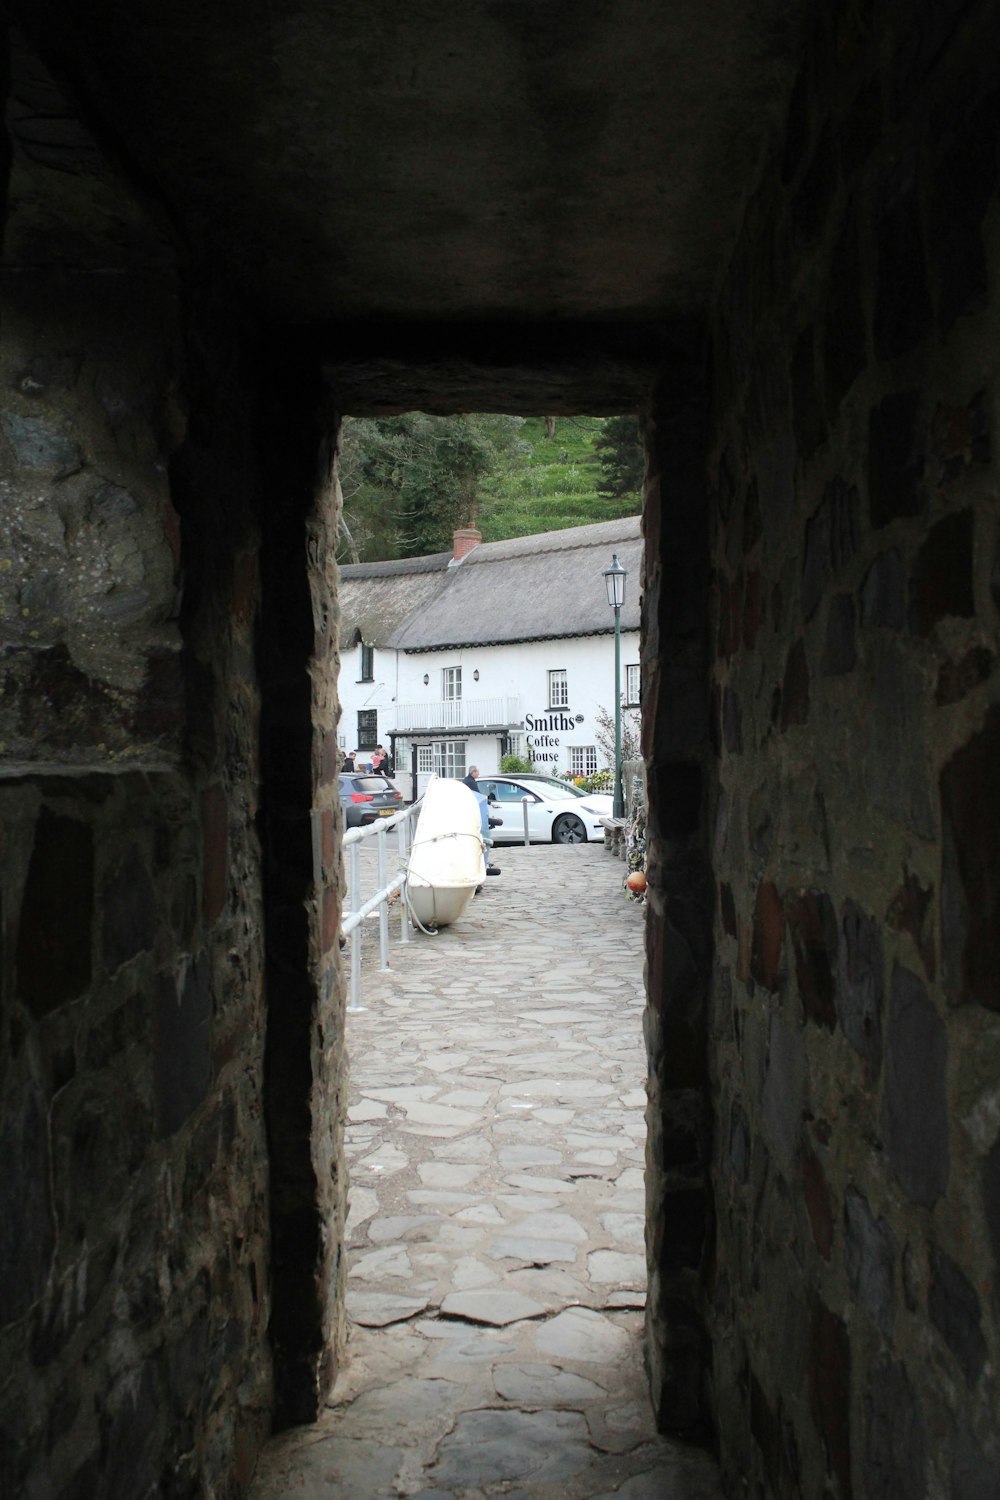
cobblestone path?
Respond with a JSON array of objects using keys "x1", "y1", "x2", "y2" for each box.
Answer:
[{"x1": 250, "y1": 844, "x2": 723, "y2": 1499}]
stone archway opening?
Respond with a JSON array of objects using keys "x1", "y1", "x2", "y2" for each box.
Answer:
[{"x1": 247, "y1": 388, "x2": 723, "y2": 1493}]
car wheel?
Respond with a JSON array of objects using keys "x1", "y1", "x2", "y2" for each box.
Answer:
[{"x1": 553, "y1": 813, "x2": 587, "y2": 845}]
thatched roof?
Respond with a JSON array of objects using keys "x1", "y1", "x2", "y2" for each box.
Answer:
[
  {"x1": 338, "y1": 516, "x2": 642, "y2": 651},
  {"x1": 338, "y1": 551, "x2": 451, "y2": 648}
]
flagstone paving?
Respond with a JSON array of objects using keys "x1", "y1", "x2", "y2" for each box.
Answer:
[{"x1": 249, "y1": 844, "x2": 724, "y2": 1499}]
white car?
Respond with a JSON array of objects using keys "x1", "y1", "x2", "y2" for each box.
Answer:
[{"x1": 478, "y1": 774, "x2": 613, "y2": 845}]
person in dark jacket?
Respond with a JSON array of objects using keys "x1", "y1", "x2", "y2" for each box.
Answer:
[
  {"x1": 462, "y1": 765, "x2": 480, "y2": 792},
  {"x1": 341, "y1": 750, "x2": 356, "y2": 772}
]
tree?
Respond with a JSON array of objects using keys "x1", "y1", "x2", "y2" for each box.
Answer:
[
  {"x1": 594, "y1": 701, "x2": 641, "y2": 768},
  {"x1": 594, "y1": 415, "x2": 644, "y2": 501},
  {"x1": 336, "y1": 413, "x2": 527, "y2": 562}
]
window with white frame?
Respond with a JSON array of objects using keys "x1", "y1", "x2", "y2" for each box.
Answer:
[
  {"x1": 570, "y1": 745, "x2": 597, "y2": 777},
  {"x1": 443, "y1": 666, "x2": 462, "y2": 700},
  {"x1": 433, "y1": 740, "x2": 466, "y2": 779},
  {"x1": 360, "y1": 643, "x2": 374, "y2": 681},
  {"x1": 625, "y1": 663, "x2": 640, "y2": 705},
  {"x1": 417, "y1": 746, "x2": 435, "y2": 773},
  {"x1": 547, "y1": 668, "x2": 569, "y2": 708}
]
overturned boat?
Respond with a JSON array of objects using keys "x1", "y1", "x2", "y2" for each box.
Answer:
[{"x1": 406, "y1": 776, "x2": 486, "y2": 927}]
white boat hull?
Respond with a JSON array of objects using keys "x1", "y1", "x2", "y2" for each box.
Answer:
[{"x1": 407, "y1": 777, "x2": 485, "y2": 927}]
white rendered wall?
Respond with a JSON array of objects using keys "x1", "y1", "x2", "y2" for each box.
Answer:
[{"x1": 337, "y1": 630, "x2": 640, "y2": 778}]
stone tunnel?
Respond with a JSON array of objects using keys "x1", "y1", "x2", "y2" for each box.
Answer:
[{"x1": 1, "y1": 2, "x2": 998, "y2": 1495}]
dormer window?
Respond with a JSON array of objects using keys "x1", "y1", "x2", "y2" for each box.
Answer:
[{"x1": 360, "y1": 643, "x2": 374, "y2": 681}]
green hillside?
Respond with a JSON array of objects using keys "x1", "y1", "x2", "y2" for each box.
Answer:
[
  {"x1": 337, "y1": 412, "x2": 642, "y2": 562},
  {"x1": 478, "y1": 416, "x2": 640, "y2": 541}
]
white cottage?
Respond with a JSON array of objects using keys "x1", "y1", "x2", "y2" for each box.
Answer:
[{"x1": 337, "y1": 515, "x2": 642, "y2": 794}]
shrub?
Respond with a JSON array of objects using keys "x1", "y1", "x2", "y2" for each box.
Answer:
[
  {"x1": 500, "y1": 753, "x2": 533, "y2": 773},
  {"x1": 582, "y1": 769, "x2": 614, "y2": 793}
]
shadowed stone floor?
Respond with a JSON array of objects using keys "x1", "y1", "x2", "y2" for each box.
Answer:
[{"x1": 249, "y1": 845, "x2": 723, "y2": 1499}]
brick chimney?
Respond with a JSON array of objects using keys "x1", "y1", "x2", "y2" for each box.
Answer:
[{"x1": 452, "y1": 526, "x2": 482, "y2": 562}]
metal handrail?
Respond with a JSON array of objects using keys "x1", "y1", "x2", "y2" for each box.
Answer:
[{"x1": 339, "y1": 798, "x2": 424, "y2": 1011}]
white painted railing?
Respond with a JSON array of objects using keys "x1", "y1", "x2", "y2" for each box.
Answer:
[
  {"x1": 339, "y1": 798, "x2": 423, "y2": 1012},
  {"x1": 393, "y1": 696, "x2": 522, "y2": 731}
]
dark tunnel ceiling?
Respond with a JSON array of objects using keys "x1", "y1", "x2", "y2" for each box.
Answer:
[{"x1": 16, "y1": 0, "x2": 809, "y2": 334}]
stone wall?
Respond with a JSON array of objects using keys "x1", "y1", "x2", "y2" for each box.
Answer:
[
  {"x1": 0, "y1": 32, "x2": 282, "y2": 1497},
  {"x1": 705, "y1": 5, "x2": 1000, "y2": 1494},
  {"x1": 641, "y1": 379, "x2": 715, "y2": 1437}
]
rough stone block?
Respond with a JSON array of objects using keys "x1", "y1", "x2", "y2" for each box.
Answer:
[
  {"x1": 722, "y1": 687, "x2": 743, "y2": 753},
  {"x1": 322, "y1": 886, "x2": 340, "y2": 953},
  {"x1": 201, "y1": 784, "x2": 228, "y2": 924},
  {"x1": 859, "y1": 548, "x2": 905, "y2": 628},
  {"x1": 751, "y1": 881, "x2": 784, "y2": 992},
  {"x1": 728, "y1": 1102, "x2": 749, "y2": 1184},
  {"x1": 935, "y1": 645, "x2": 995, "y2": 706},
  {"x1": 844, "y1": 1187, "x2": 895, "y2": 1337},
  {"x1": 863, "y1": 1359, "x2": 927, "y2": 1500},
  {"x1": 910, "y1": 508, "x2": 974, "y2": 635},
  {"x1": 821, "y1": 593, "x2": 856, "y2": 675},
  {"x1": 929, "y1": 1247, "x2": 987, "y2": 1385},
  {"x1": 154, "y1": 960, "x2": 212, "y2": 1137},
  {"x1": 950, "y1": 1421, "x2": 1000, "y2": 1500},
  {"x1": 984, "y1": 1136, "x2": 1000, "y2": 1294},
  {"x1": 802, "y1": 1148, "x2": 834, "y2": 1260},
  {"x1": 868, "y1": 392, "x2": 925, "y2": 529},
  {"x1": 940, "y1": 706, "x2": 1000, "y2": 1009},
  {"x1": 882, "y1": 965, "x2": 949, "y2": 1206},
  {"x1": 808, "y1": 1298, "x2": 852, "y2": 1497},
  {"x1": 786, "y1": 889, "x2": 837, "y2": 1029},
  {"x1": 742, "y1": 567, "x2": 764, "y2": 648},
  {"x1": 16, "y1": 809, "x2": 94, "y2": 1014},
  {"x1": 0, "y1": 1082, "x2": 54, "y2": 1325},
  {"x1": 863, "y1": 640, "x2": 935, "y2": 837},
  {"x1": 719, "y1": 882, "x2": 737, "y2": 939},
  {"x1": 836, "y1": 900, "x2": 884, "y2": 1072},
  {"x1": 802, "y1": 478, "x2": 860, "y2": 621},
  {"x1": 1, "y1": 410, "x2": 80, "y2": 471},
  {"x1": 762, "y1": 1013, "x2": 806, "y2": 1168},
  {"x1": 885, "y1": 869, "x2": 935, "y2": 981},
  {"x1": 717, "y1": 570, "x2": 744, "y2": 660},
  {"x1": 930, "y1": 394, "x2": 991, "y2": 483},
  {"x1": 780, "y1": 639, "x2": 809, "y2": 729},
  {"x1": 101, "y1": 844, "x2": 157, "y2": 973},
  {"x1": 101, "y1": 1361, "x2": 165, "y2": 1500}
]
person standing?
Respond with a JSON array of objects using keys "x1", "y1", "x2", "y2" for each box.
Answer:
[
  {"x1": 341, "y1": 750, "x2": 356, "y2": 772},
  {"x1": 462, "y1": 765, "x2": 480, "y2": 792},
  {"x1": 370, "y1": 744, "x2": 391, "y2": 777}
]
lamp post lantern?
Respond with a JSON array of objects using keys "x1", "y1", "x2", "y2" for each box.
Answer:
[{"x1": 603, "y1": 552, "x2": 627, "y2": 819}]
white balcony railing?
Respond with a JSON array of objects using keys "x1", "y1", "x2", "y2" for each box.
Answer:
[{"x1": 393, "y1": 696, "x2": 522, "y2": 732}]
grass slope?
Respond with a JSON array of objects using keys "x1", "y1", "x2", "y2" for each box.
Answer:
[{"x1": 477, "y1": 416, "x2": 641, "y2": 542}]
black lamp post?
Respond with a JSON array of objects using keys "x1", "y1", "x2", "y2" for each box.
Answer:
[{"x1": 603, "y1": 552, "x2": 627, "y2": 818}]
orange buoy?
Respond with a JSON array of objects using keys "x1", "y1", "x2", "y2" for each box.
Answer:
[{"x1": 626, "y1": 869, "x2": 647, "y2": 893}]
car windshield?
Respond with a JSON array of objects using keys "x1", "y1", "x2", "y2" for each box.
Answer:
[
  {"x1": 517, "y1": 776, "x2": 587, "y2": 799},
  {"x1": 512, "y1": 779, "x2": 580, "y2": 800}
]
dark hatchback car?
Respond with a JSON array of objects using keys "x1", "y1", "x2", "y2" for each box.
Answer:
[{"x1": 338, "y1": 773, "x2": 404, "y2": 829}]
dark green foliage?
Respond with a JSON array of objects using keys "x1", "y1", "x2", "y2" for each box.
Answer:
[
  {"x1": 594, "y1": 415, "x2": 645, "y2": 500},
  {"x1": 336, "y1": 412, "x2": 643, "y2": 563},
  {"x1": 500, "y1": 753, "x2": 533, "y2": 772}
]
